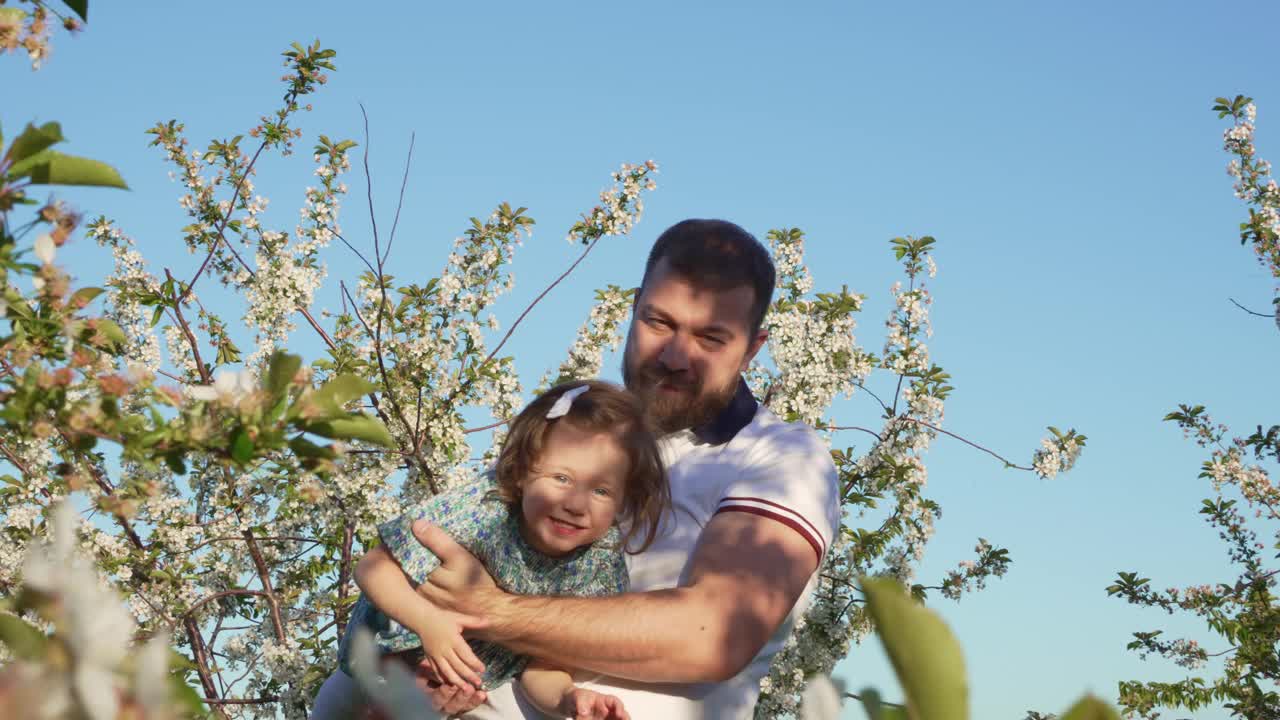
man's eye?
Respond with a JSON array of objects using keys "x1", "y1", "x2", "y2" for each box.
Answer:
[{"x1": 700, "y1": 335, "x2": 726, "y2": 347}]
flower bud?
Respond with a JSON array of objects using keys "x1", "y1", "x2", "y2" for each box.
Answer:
[{"x1": 33, "y1": 234, "x2": 56, "y2": 264}]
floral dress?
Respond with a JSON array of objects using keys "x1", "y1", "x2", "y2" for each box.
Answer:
[{"x1": 337, "y1": 473, "x2": 628, "y2": 689}]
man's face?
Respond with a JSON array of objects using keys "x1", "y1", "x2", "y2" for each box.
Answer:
[{"x1": 622, "y1": 257, "x2": 767, "y2": 434}]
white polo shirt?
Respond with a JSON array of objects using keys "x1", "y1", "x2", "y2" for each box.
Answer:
[{"x1": 469, "y1": 381, "x2": 840, "y2": 719}]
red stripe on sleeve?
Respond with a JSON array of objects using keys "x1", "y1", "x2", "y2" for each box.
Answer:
[{"x1": 713, "y1": 505, "x2": 824, "y2": 563}]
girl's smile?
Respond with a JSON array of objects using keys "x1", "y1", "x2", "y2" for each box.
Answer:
[{"x1": 517, "y1": 421, "x2": 629, "y2": 557}]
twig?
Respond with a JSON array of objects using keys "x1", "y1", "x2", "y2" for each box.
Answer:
[
  {"x1": 180, "y1": 535, "x2": 318, "y2": 554},
  {"x1": 334, "y1": 231, "x2": 379, "y2": 277},
  {"x1": 444, "y1": 236, "x2": 604, "y2": 433},
  {"x1": 483, "y1": 236, "x2": 600, "y2": 370},
  {"x1": 336, "y1": 520, "x2": 355, "y2": 644},
  {"x1": 844, "y1": 691, "x2": 906, "y2": 709},
  {"x1": 179, "y1": 143, "x2": 267, "y2": 304},
  {"x1": 898, "y1": 416, "x2": 1033, "y2": 471},
  {"x1": 185, "y1": 617, "x2": 228, "y2": 719},
  {"x1": 1230, "y1": 297, "x2": 1275, "y2": 318},
  {"x1": 203, "y1": 697, "x2": 281, "y2": 706},
  {"x1": 182, "y1": 589, "x2": 269, "y2": 620},
  {"x1": 165, "y1": 269, "x2": 212, "y2": 384},
  {"x1": 464, "y1": 418, "x2": 510, "y2": 435},
  {"x1": 852, "y1": 381, "x2": 891, "y2": 414},
  {"x1": 820, "y1": 424, "x2": 884, "y2": 442},
  {"x1": 386, "y1": 132, "x2": 415, "y2": 261},
  {"x1": 360, "y1": 104, "x2": 382, "y2": 269},
  {"x1": 241, "y1": 529, "x2": 289, "y2": 644}
]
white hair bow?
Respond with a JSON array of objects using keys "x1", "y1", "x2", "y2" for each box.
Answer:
[{"x1": 546, "y1": 385, "x2": 589, "y2": 419}]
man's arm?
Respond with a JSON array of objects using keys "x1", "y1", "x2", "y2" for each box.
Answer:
[{"x1": 412, "y1": 510, "x2": 819, "y2": 683}]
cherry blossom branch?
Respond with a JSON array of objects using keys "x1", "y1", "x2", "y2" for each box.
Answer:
[
  {"x1": 336, "y1": 520, "x2": 355, "y2": 643},
  {"x1": 464, "y1": 418, "x2": 510, "y2": 435},
  {"x1": 898, "y1": 417, "x2": 1033, "y2": 471},
  {"x1": 483, "y1": 235, "x2": 601, "y2": 370},
  {"x1": 821, "y1": 424, "x2": 884, "y2": 442},
  {"x1": 240, "y1": 529, "x2": 288, "y2": 644},
  {"x1": 203, "y1": 696, "x2": 280, "y2": 706},
  {"x1": 0, "y1": 438, "x2": 55, "y2": 504},
  {"x1": 182, "y1": 589, "x2": 269, "y2": 620},
  {"x1": 451, "y1": 236, "x2": 604, "y2": 433},
  {"x1": 178, "y1": 143, "x2": 265, "y2": 304},
  {"x1": 165, "y1": 268, "x2": 212, "y2": 384},
  {"x1": 184, "y1": 616, "x2": 228, "y2": 719}
]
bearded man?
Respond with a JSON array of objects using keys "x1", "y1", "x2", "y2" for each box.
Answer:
[{"x1": 411, "y1": 218, "x2": 839, "y2": 719}]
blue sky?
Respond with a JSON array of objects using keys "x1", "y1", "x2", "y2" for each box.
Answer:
[{"x1": 7, "y1": 1, "x2": 1280, "y2": 717}]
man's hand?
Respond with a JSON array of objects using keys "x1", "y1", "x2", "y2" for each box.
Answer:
[
  {"x1": 411, "y1": 520, "x2": 508, "y2": 632},
  {"x1": 410, "y1": 659, "x2": 488, "y2": 715},
  {"x1": 562, "y1": 687, "x2": 630, "y2": 720}
]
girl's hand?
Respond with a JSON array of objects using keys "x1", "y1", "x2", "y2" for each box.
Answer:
[
  {"x1": 563, "y1": 688, "x2": 630, "y2": 720},
  {"x1": 413, "y1": 612, "x2": 486, "y2": 690}
]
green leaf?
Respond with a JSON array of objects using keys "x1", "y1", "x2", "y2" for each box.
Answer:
[
  {"x1": 68, "y1": 286, "x2": 104, "y2": 307},
  {"x1": 306, "y1": 414, "x2": 394, "y2": 447},
  {"x1": 288, "y1": 435, "x2": 337, "y2": 459},
  {"x1": 62, "y1": 0, "x2": 88, "y2": 21},
  {"x1": 1059, "y1": 695, "x2": 1121, "y2": 720},
  {"x1": 314, "y1": 374, "x2": 376, "y2": 414},
  {"x1": 93, "y1": 318, "x2": 128, "y2": 350},
  {"x1": 9, "y1": 150, "x2": 128, "y2": 189},
  {"x1": 3, "y1": 122, "x2": 63, "y2": 166},
  {"x1": 164, "y1": 453, "x2": 186, "y2": 475},
  {"x1": 229, "y1": 427, "x2": 254, "y2": 465},
  {"x1": 266, "y1": 352, "x2": 302, "y2": 399},
  {"x1": 858, "y1": 688, "x2": 910, "y2": 720},
  {"x1": 168, "y1": 672, "x2": 212, "y2": 719},
  {"x1": 862, "y1": 577, "x2": 968, "y2": 720},
  {"x1": 0, "y1": 613, "x2": 48, "y2": 660}
]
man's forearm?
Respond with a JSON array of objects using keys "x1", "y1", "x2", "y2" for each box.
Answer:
[{"x1": 479, "y1": 585, "x2": 750, "y2": 684}]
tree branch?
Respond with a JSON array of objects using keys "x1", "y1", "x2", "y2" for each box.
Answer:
[{"x1": 1229, "y1": 297, "x2": 1275, "y2": 318}]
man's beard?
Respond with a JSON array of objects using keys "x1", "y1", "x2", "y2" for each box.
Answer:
[{"x1": 622, "y1": 351, "x2": 739, "y2": 436}]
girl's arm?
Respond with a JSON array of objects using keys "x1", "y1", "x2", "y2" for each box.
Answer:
[
  {"x1": 353, "y1": 547, "x2": 486, "y2": 688},
  {"x1": 519, "y1": 660, "x2": 629, "y2": 720}
]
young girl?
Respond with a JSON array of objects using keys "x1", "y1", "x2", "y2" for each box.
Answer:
[{"x1": 311, "y1": 380, "x2": 668, "y2": 720}]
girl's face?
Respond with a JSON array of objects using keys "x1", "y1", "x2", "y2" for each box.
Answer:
[{"x1": 517, "y1": 421, "x2": 629, "y2": 557}]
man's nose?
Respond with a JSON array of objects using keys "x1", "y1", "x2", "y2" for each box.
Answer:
[{"x1": 657, "y1": 333, "x2": 693, "y2": 372}]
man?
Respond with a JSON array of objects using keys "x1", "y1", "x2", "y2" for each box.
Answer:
[{"x1": 413, "y1": 219, "x2": 839, "y2": 718}]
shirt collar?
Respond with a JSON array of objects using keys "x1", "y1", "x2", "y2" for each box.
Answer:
[{"x1": 692, "y1": 377, "x2": 758, "y2": 446}]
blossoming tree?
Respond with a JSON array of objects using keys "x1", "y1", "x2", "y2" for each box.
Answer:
[
  {"x1": 0, "y1": 10, "x2": 1084, "y2": 719},
  {"x1": 1104, "y1": 95, "x2": 1280, "y2": 719}
]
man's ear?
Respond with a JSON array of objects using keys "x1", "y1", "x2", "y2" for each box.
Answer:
[{"x1": 740, "y1": 330, "x2": 768, "y2": 371}]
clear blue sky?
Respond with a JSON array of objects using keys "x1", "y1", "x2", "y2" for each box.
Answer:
[{"x1": 8, "y1": 1, "x2": 1280, "y2": 717}]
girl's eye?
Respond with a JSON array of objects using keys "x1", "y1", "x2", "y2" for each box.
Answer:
[
  {"x1": 553, "y1": 474, "x2": 571, "y2": 484},
  {"x1": 593, "y1": 487, "x2": 613, "y2": 498}
]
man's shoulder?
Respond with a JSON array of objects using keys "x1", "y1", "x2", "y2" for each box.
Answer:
[{"x1": 734, "y1": 404, "x2": 834, "y2": 463}]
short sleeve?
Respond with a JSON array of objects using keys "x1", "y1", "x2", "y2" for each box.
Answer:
[
  {"x1": 377, "y1": 473, "x2": 507, "y2": 586},
  {"x1": 714, "y1": 423, "x2": 839, "y2": 566}
]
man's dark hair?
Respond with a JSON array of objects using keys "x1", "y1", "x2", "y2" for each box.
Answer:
[{"x1": 640, "y1": 218, "x2": 776, "y2": 335}]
